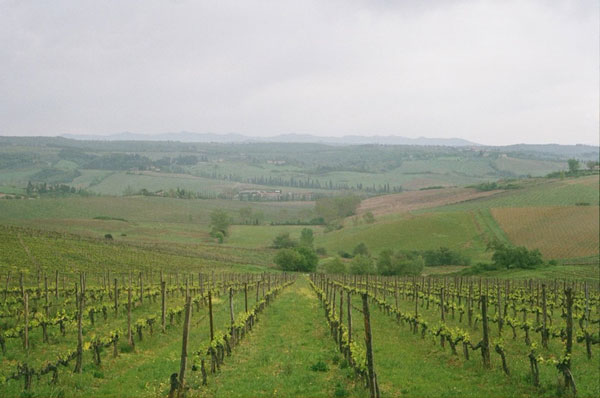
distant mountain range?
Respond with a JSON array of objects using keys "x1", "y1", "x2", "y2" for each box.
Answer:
[{"x1": 61, "y1": 132, "x2": 479, "y2": 146}]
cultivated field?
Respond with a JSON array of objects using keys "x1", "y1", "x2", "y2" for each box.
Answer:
[{"x1": 491, "y1": 206, "x2": 599, "y2": 259}]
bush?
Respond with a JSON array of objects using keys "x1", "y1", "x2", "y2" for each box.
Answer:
[
  {"x1": 273, "y1": 247, "x2": 318, "y2": 272},
  {"x1": 338, "y1": 251, "x2": 353, "y2": 259},
  {"x1": 104, "y1": 234, "x2": 113, "y2": 240},
  {"x1": 210, "y1": 209, "x2": 231, "y2": 237},
  {"x1": 322, "y1": 257, "x2": 346, "y2": 274},
  {"x1": 353, "y1": 242, "x2": 369, "y2": 257},
  {"x1": 300, "y1": 228, "x2": 314, "y2": 248},
  {"x1": 363, "y1": 211, "x2": 375, "y2": 224},
  {"x1": 422, "y1": 247, "x2": 470, "y2": 266},
  {"x1": 377, "y1": 250, "x2": 424, "y2": 276},
  {"x1": 488, "y1": 241, "x2": 544, "y2": 269},
  {"x1": 310, "y1": 361, "x2": 328, "y2": 372},
  {"x1": 315, "y1": 247, "x2": 327, "y2": 256},
  {"x1": 349, "y1": 255, "x2": 375, "y2": 275},
  {"x1": 272, "y1": 232, "x2": 297, "y2": 249}
]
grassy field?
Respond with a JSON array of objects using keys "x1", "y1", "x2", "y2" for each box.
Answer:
[
  {"x1": 317, "y1": 212, "x2": 491, "y2": 262},
  {"x1": 431, "y1": 175, "x2": 599, "y2": 212}
]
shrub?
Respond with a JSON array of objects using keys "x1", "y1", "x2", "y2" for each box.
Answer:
[
  {"x1": 272, "y1": 232, "x2": 297, "y2": 249},
  {"x1": 315, "y1": 247, "x2": 327, "y2": 256},
  {"x1": 310, "y1": 361, "x2": 328, "y2": 372},
  {"x1": 322, "y1": 257, "x2": 346, "y2": 274},
  {"x1": 423, "y1": 247, "x2": 470, "y2": 266},
  {"x1": 299, "y1": 228, "x2": 314, "y2": 248},
  {"x1": 273, "y1": 247, "x2": 318, "y2": 272},
  {"x1": 353, "y1": 242, "x2": 369, "y2": 257},
  {"x1": 349, "y1": 255, "x2": 375, "y2": 275},
  {"x1": 488, "y1": 241, "x2": 544, "y2": 270},
  {"x1": 377, "y1": 250, "x2": 424, "y2": 276}
]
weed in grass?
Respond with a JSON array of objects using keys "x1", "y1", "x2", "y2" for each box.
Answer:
[
  {"x1": 310, "y1": 360, "x2": 329, "y2": 372},
  {"x1": 334, "y1": 382, "x2": 349, "y2": 397}
]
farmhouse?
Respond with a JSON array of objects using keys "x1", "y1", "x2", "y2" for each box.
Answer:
[{"x1": 237, "y1": 189, "x2": 282, "y2": 201}]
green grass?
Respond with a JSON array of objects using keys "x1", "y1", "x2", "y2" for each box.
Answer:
[
  {"x1": 429, "y1": 176, "x2": 599, "y2": 212},
  {"x1": 473, "y1": 208, "x2": 511, "y2": 245},
  {"x1": 226, "y1": 225, "x2": 324, "y2": 249},
  {"x1": 196, "y1": 278, "x2": 366, "y2": 398},
  {"x1": 461, "y1": 263, "x2": 600, "y2": 282},
  {"x1": 317, "y1": 212, "x2": 490, "y2": 262},
  {"x1": 0, "y1": 196, "x2": 314, "y2": 225},
  {"x1": 343, "y1": 283, "x2": 599, "y2": 397}
]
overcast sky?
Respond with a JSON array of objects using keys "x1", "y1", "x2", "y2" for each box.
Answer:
[{"x1": 0, "y1": 0, "x2": 598, "y2": 145}]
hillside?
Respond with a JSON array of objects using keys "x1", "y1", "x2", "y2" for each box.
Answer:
[
  {"x1": 315, "y1": 175, "x2": 599, "y2": 264},
  {"x1": 0, "y1": 137, "x2": 585, "y2": 198}
]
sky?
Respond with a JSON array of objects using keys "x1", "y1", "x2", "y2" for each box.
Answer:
[{"x1": 0, "y1": 0, "x2": 598, "y2": 146}]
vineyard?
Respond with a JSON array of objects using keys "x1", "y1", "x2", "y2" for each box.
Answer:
[
  {"x1": 0, "y1": 268, "x2": 294, "y2": 396},
  {"x1": 309, "y1": 274, "x2": 600, "y2": 397},
  {"x1": 1, "y1": 267, "x2": 598, "y2": 397}
]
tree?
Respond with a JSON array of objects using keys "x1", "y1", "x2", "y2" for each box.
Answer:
[
  {"x1": 586, "y1": 160, "x2": 599, "y2": 171},
  {"x1": 353, "y1": 242, "x2": 369, "y2": 257},
  {"x1": 376, "y1": 250, "x2": 395, "y2": 275},
  {"x1": 299, "y1": 228, "x2": 314, "y2": 248},
  {"x1": 322, "y1": 257, "x2": 346, "y2": 274},
  {"x1": 273, "y1": 247, "x2": 317, "y2": 272},
  {"x1": 239, "y1": 206, "x2": 252, "y2": 224},
  {"x1": 349, "y1": 255, "x2": 375, "y2": 275},
  {"x1": 210, "y1": 209, "x2": 231, "y2": 237},
  {"x1": 272, "y1": 232, "x2": 297, "y2": 249},
  {"x1": 567, "y1": 159, "x2": 580, "y2": 173},
  {"x1": 488, "y1": 241, "x2": 544, "y2": 269},
  {"x1": 295, "y1": 246, "x2": 318, "y2": 272},
  {"x1": 363, "y1": 211, "x2": 375, "y2": 224},
  {"x1": 274, "y1": 249, "x2": 303, "y2": 272},
  {"x1": 377, "y1": 250, "x2": 424, "y2": 276}
]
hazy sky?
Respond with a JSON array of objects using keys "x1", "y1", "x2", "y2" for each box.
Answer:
[{"x1": 1, "y1": 0, "x2": 598, "y2": 145}]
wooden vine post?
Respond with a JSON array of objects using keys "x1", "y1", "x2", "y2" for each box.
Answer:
[
  {"x1": 208, "y1": 290, "x2": 214, "y2": 341},
  {"x1": 480, "y1": 295, "x2": 491, "y2": 368},
  {"x1": 139, "y1": 272, "x2": 143, "y2": 304},
  {"x1": 23, "y1": 292, "x2": 29, "y2": 351},
  {"x1": 161, "y1": 281, "x2": 167, "y2": 333},
  {"x1": 541, "y1": 284, "x2": 548, "y2": 349},
  {"x1": 347, "y1": 291, "x2": 352, "y2": 343},
  {"x1": 74, "y1": 281, "x2": 84, "y2": 373},
  {"x1": 229, "y1": 287, "x2": 235, "y2": 342},
  {"x1": 114, "y1": 279, "x2": 118, "y2": 316},
  {"x1": 563, "y1": 288, "x2": 576, "y2": 394},
  {"x1": 362, "y1": 293, "x2": 380, "y2": 398},
  {"x1": 244, "y1": 282, "x2": 248, "y2": 313},
  {"x1": 127, "y1": 286, "x2": 134, "y2": 347},
  {"x1": 440, "y1": 287, "x2": 445, "y2": 347},
  {"x1": 178, "y1": 295, "x2": 192, "y2": 395},
  {"x1": 44, "y1": 274, "x2": 49, "y2": 316}
]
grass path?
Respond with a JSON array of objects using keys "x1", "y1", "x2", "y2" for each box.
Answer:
[{"x1": 196, "y1": 278, "x2": 367, "y2": 398}]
